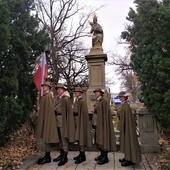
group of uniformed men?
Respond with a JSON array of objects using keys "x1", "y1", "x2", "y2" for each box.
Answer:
[{"x1": 35, "y1": 81, "x2": 141, "y2": 167}]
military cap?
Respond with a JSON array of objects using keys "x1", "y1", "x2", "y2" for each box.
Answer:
[
  {"x1": 93, "y1": 88, "x2": 104, "y2": 94},
  {"x1": 55, "y1": 83, "x2": 67, "y2": 90},
  {"x1": 118, "y1": 91, "x2": 128, "y2": 97},
  {"x1": 41, "y1": 81, "x2": 52, "y2": 89},
  {"x1": 74, "y1": 87, "x2": 83, "y2": 93}
]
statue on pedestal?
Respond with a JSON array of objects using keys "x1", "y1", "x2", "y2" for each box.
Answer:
[{"x1": 89, "y1": 13, "x2": 103, "y2": 50}]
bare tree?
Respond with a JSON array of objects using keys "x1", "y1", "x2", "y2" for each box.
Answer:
[
  {"x1": 108, "y1": 50, "x2": 132, "y2": 73},
  {"x1": 58, "y1": 39, "x2": 89, "y2": 100},
  {"x1": 34, "y1": 0, "x2": 99, "y2": 84},
  {"x1": 59, "y1": 40, "x2": 88, "y2": 84},
  {"x1": 120, "y1": 70, "x2": 141, "y2": 101},
  {"x1": 108, "y1": 49, "x2": 141, "y2": 101}
]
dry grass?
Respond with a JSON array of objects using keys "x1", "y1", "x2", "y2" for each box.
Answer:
[
  {"x1": 0, "y1": 112, "x2": 37, "y2": 170},
  {"x1": 157, "y1": 129, "x2": 170, "y2": 170}
]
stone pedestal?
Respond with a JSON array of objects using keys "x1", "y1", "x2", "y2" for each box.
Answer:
[
  {"x1": 85, "y1": 52, "x2": 107, "y2": 110},
  {"x1": 136, "y1": 107, "x2": 160, "y2": 153}
]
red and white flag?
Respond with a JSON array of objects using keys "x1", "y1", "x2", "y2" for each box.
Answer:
[{"x1": 34, "y1": 52, "x2": 48, "y2": 97}]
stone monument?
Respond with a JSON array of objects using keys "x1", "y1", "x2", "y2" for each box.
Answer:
[
  {"x1": 136, "y1": 107, "x2": 160, "y2": 153},
  {"x1": 85, "y1": 13, "x2": 107, "y2": 110}
]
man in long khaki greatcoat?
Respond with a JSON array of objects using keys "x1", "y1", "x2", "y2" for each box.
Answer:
[
  {"x1": 92, "y1": 88, "x2": 117, "y2": 165},
  {"x1": 118, "y1": 91, "x2": 141, "y2": 166},
  {"x1": 53, "y1": 83, "x2": 75, "y2": 166},
  {"x1": 73, "y1": 87, "x2": 92, "y2": 164},
  {"x1": 36, "y1": 81, "x2": 59, "y2": 165}
]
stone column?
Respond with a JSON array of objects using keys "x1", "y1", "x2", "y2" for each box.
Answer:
[
  {"x1": 136, "y1": 107, "x2": 160, "y2": 153},
  {"x1": 85, "y1": 52, "x2": 107, "y2": 110}
]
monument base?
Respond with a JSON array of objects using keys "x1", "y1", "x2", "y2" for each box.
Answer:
[
  {"x1": 137, "y1": 107, "x2": 160, "y2": 153},
  {"x1": 86, "y1": 88, "x2": 96, "y2": 111},
  {"x1": 85, "y1": 53, "x2": 107, "y2": 111}
]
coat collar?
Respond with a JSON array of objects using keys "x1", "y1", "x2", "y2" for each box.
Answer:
[
  {"x1": 121, "y1": 100, "x2": 129, "y2": 104},
  {"x1": 77, "y1": 96, "x2": 82, "y2": 100},
  {"x1": 58, "y1": 93, "x2": 65, "y2": 99},
  {"x1": 97, "y1": 96, "x2": 102, "y2": 101},
  {"x1": 43, "y1": 91, "x2": 50, "y2": 96}
]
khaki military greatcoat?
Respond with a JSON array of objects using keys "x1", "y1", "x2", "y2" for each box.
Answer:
[
  {"x1": 36, "y1": 92, "x2": 59, "y2": 143},
  {"x1": 119, "y1": 101, "x2": 141, "y2": 163},
  {"x1": 74, "y1": 97, "x2": 92, "y2": 147},
  {"x1": 55, "y1": 95, "x2": 75, "y2": 143},
  {"x1": 95, "y1": 97, "x2": 117, "y2": 151}
]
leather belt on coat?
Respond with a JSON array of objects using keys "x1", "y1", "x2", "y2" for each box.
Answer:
[
  {"x1": 73, "y1": 112, "x2": 78, "y2": 117},
  {"x1": 55, "y1": 111, "x2": 62, "y2": 116},
  {"x1": 94, "y1": 110, "x2": 97, "y2": 114}
]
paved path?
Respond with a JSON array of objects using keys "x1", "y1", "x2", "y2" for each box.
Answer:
[{"x1": 23, "y1": 151, "x2": 158, "y2": 170}]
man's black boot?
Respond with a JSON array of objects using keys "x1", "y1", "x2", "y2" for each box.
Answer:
[
  {"x1": 97, "y1": 151, "x2": 109, "y2": 165},
  {"x1": 75, "y1": 151, "x2": 86, "y2": 164},
  {"x1": 73, "y1": 151, "x2": 81, "y2": 160},
  {"x1": 121, "y1": 160, "x2": 134, "y2": 166},
  {"x1": 94, "y1": 149, "x2": 104, "y2": 161},
  {"x1": 53, "y1": 149, "x2": 64, "y2": 162},
  {"x1": 119, "y1": 158, "x2": 126, "y2": 163},
  {"x1": 58, "y1": 151, "x2": 68, "y2": 166},
  {"x1": 37, "y1": 152, "x2": 51, "y2": 164}
]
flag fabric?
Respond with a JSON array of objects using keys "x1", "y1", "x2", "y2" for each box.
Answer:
[
  {"x1": 34, "y1": 52, "x2": 48, "y2": 97},
  {"x1": 114, "y1": 96, "x2": 121, "y2": 105}
]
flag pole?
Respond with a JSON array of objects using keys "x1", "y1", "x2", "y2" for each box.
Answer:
[{"x1": 40, "y1": 52, "x2": 46, "y2": 97}]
